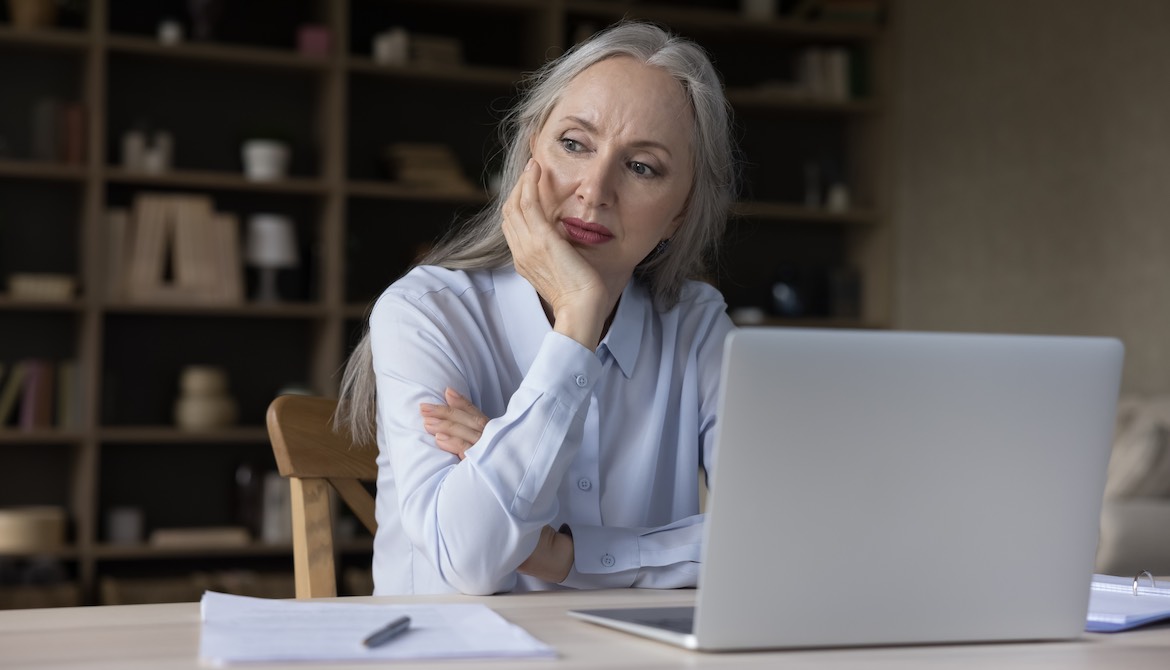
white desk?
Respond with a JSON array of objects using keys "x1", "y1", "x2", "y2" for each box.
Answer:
[{"x1": 2, "y1": 588, "x2": 1169, "y2": 669}]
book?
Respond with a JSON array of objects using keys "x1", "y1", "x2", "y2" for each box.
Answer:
[
  {"x1": 0, "y1": 362, "x2": 26, "y2": 427},
  {"x1": 172, "y1": 196, "x2": 218, "y2": 301},
  {"x1": 125, "y1": 195, "x2": 170, "y2": 301},
  {"x1": 60, "y1": 102, "x2": 85, "y2": 165},
  {"x1": 1087, "y1": 573, "x2": 1170, "y2": 632},
  {"x1": 149, "y1": 526, "x2": 251, "y2": 548},
  {"x1": 19, "y1": 359, "x2": 55, "y2": 430},
  {"x1": 123, "y1": 194, "x2": 243, "y2": 304},
  {"x1": 105, "y1": 208, "x2": 130, "y2": 300},
  {"x1": 56, "y1": 359, "x2": 81, "y2": 429},
  {"x1": 211, "y1": 213, "x2": 244, "y2": 303}
]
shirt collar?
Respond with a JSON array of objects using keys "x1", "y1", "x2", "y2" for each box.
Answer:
[
  {"x1": 492, "y1": 266, "x2": 646, "y2": 379},
  {"x1": 600, "y1": 278, "x2": 647, "y2": 380}
]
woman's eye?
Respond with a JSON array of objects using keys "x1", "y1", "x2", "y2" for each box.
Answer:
[
  {"x1": 629, "y1": 161, "x2": 656, "y2": 177},
  {"x1": 560, "y1": 138, "x2": 583, "y2": 153}
]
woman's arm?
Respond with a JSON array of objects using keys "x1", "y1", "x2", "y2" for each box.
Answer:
[
  {"x1": 371, "y1": 291, "x2": 600, "y2": 595},
  {"x1": 420, "y1": 306, "x2": 734, "y2": 590}
]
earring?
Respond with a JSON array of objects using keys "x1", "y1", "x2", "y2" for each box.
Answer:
[{"x1": 655, "y1": 239, "x2": 671, "y2": 255}]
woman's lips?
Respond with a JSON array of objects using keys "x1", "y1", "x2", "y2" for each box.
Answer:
[{"x1": 561, "y1": 217, "x2": 614, "y2": 245}]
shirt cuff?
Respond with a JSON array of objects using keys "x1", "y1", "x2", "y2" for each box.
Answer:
[
  {"x1": 559, "y1": 524, "x2": 638, "y2": 589},
  {"x1": 523, "y1": 332, "x2": 604, "y2": 399}
]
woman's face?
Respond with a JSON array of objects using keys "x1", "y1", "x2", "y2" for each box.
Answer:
[{"x1": 530, "y1": 56, "x2": 695, "y2": 289}]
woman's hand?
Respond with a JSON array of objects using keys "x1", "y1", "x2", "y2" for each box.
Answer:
[
  {"x1": 502, "y1": 159, "x2": 611, "y2": 348},
  {"x1": 517, "y1": 525, "x2": 574, "y2": 583},
  {"x1": 419, "y1": 387, "x2": 489, "y2": 460}
]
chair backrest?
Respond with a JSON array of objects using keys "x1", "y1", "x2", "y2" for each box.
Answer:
[{"x1": 266, "y1": 394, "x2": 378, "y2": 598}]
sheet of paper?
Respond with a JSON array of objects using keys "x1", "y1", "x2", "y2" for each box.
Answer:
[{"x1": 199, "y1": 591, "x2": 556, "y2": 664}]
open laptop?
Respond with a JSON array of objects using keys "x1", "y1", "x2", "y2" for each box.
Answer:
[{"x1": 569, "y1": 328, "x2": 1124, "y2": 651}]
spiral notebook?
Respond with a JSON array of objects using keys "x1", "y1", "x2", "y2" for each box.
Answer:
[
  {"x1": 1088, "y1": 573, "x2": 1170, "y2": 632},
  {"x1": 571, "y1": 329, "x2": 1125, "y2": 650}
]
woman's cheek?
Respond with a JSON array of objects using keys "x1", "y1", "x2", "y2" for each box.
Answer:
[{"x1": 538, "y1": 159, "x2": 569, "y2": 217}]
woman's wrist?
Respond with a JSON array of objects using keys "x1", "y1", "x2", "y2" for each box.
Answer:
[
  {"x1": 551, "y1": 298, "x2": 611, "y2": 350},
  {"x1": 518, "y1": 525, "x2": 575, "y2": 583}
]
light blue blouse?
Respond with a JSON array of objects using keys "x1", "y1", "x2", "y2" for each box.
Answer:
[{"x1": 369, "y1": 265, "x2": 733, "y2": 595}]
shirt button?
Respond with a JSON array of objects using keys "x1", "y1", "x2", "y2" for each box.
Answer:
[
  {"x1": 575, "y1": 374, "x2": 587, "y2": 387},
  {"x1": 577, "y1": 477, "x2": 592, "y2": 491},
  {"x1": 601, "y1": 554, "x2": 615, "y2": 568}
]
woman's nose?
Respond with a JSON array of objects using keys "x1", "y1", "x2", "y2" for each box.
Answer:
[{"x1": 575, "y1": 159, "x2": 617, "y2": 208}]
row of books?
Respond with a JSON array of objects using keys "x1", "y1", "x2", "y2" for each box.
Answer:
[
  {"x1": 30, "y1": 98, "x2": 86, "y2": 165},
  {"x1": 106, "y1": 194, "x2": 244, "y2": 304},
  {"x1": 0, "y1": 359, "x2": 81, "y2": 431},
  {"x1": 383, "y1": 143, "x2": 476, "y2": 193}
]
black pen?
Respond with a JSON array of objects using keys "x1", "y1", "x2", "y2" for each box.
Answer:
[{"x1": 363, "y1": 615, "x2": 412, "y2": 648}]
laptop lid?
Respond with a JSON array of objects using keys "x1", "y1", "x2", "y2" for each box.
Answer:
[{"x1": 572, "y1": 329, "x2": 1124, "y2": 651}]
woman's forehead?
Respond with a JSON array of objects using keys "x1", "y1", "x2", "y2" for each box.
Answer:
[{"x1": 547, "y1": 57, "x2": 694, "y2": 143}]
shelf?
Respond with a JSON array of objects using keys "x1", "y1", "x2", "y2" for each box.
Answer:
[
  {"x1": 104, "y1": 168, "x2": 328, "y2": 195},
  {"x1": 0, "y1": 296, "x2": 85, "y2": 312},
  {"x1": 565, "y1": 1, "x2": 881, "y2": 41},
  {"x1": 99, "y1": 427, "x2": 270, "y2": 444},
  {"x1": 92, "y1": 538, "x2": 372, "y2": 560},
  {"x1": 0, "y1": 545, "x2": 79, "y2": 559},
  {"x1": 105, "y1": 34, "x2": 331, "y2": 72},
  {"x1": 0, "y1": 0, "x2": 891, "y2": 608},
  {"x1": 102, "y1": 301, "x2": 328, "y2": 319},
  {"x1": 0, "y1": 159, "x2": 87, "y2": 182},
  {"x1": 732, "y1": 201, "x2": 879, "y2": 225},
  {"x1": 348, "y1": 57, "x2": 520, "y2": 89},
  {"x1": 347, "y1": 180, "x2": 493, "y2": 204},
  {"x1": 0, "y1": 25, "x2": 89, "y2": 51},
  {"x1": 0, "y1": 430, "x2": 85, "y2": 445}
]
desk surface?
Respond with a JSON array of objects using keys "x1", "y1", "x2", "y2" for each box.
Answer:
[{"x1": 2, "y1": 588, "x2": 1169, "y2": 669}]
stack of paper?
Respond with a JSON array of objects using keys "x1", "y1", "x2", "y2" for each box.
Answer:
[
  {"x1": 199, "y1": 591, "x2": 556, "y2": 664},
  {"x1": 1087, "y1": 573, "x2": 1170, "y2": 633}
]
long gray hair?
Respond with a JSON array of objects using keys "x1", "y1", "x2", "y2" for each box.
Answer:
[{"x1": 335, "y1": 21, "x2": 737, "y2": 444}]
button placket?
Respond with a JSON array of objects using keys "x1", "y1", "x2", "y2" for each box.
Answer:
[{"x1": 565, "y1": 394, "x2": 602, "y2": 526}]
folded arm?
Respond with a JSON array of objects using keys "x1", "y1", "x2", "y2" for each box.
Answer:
[{"x1": 371, "y1": 292, "x2": 599, "y2": 595}]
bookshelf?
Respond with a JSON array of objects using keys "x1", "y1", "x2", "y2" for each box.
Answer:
[{"x1": 0, "y1": 0, "x2": 890, "y2": 606}]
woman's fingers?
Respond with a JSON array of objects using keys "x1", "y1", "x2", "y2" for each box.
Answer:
[
  {"x1": 419, "y1": 388, "x2": 489, "y2": 460},
  {"x1": 502, "y1": 159, "x2": 607, "y2": 324},
  {"x1": 502, "y1": 160, "x2": 549, "y2": 267},
  {"x1": 444, "y1": 387, "x2": 488, "y2": 429}
]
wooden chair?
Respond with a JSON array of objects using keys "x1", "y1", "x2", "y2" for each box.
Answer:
[{"x1": 266, "y1": 394, "x2": 378, "y2": 598}]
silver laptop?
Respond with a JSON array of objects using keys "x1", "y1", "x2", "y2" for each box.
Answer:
[{"x1": 569, "y1": 328, "x2": 1124, "y2": 651}]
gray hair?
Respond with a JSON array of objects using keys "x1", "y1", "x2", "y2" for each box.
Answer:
[{"x1": 336, "y1": 21, "x2": 738, "y2": 443}]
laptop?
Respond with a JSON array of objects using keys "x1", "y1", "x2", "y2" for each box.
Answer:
[{"x1": 569, "y1": 328, "x2": 1124, "y2": 651}]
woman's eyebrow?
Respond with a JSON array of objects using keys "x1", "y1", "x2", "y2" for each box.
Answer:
[{"x1": 560, "y1": 115, "x2": 674, "y2": 159}]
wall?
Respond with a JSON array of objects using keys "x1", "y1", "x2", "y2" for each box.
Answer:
[{"x1": 894, "y1": 0, "x2": 1170, "y2": 394}]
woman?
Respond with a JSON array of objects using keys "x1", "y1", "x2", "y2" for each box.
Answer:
[{"x1": 337, "y1": 21, "x2": 738, "y2": 595}]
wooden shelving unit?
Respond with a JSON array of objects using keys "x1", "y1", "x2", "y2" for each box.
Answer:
[{"x1": 0, "y1": 0, "x2": 890, "y2": 606}]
